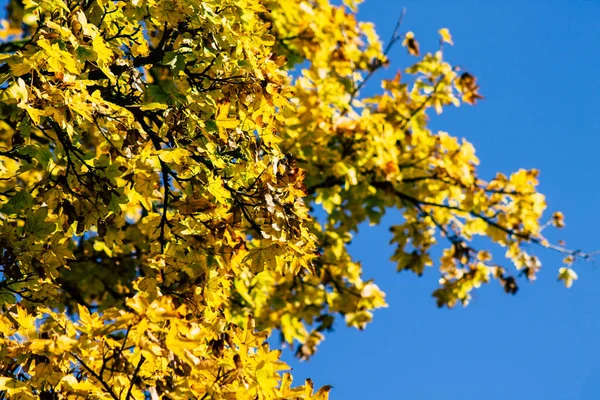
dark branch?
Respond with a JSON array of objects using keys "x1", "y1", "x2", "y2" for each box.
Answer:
[
  {"x1": 71, "y1": 353, "x2": 119, "y2": 400},
  {"x1": 126, "y1": 356, "x2": 146, "y2": 400}
]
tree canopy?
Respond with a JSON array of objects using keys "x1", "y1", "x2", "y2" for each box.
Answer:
[{"x1": 0, "y1": 0, "x2": 586, "y2": 398}]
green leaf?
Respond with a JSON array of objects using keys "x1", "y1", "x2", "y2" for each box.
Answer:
[
  {"x1": 204, "y1": 119, "x2": 218, "y2": 133},
  {"x1": 75, "y1": 45, "x2": 96, "y2": 62},
  {"x1": 0, "y1": 291, "x2": 17, "y2": 304},
  {"x1": 146, "y1": 85, "x2": 170, "y2": 104},
  {"x1": 25, "y1": 207, "x2": 56, "y2": 240},
  {"x1": 18, "y1": 145, "x2": 53, "y2": 169},
  {"x1": 140, "y1": 102, "x2": 169, "y2": 111},
  {"x1": 1, "y1": 190, "x2": 33, "y2": 215},
  {"x1": 162, "y1": 52, "x2": 186, "y2": 73}
]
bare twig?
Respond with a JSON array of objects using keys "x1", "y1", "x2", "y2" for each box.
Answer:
[{"x1": 349, "y1": 8, "x2": 406, "y2": 101}]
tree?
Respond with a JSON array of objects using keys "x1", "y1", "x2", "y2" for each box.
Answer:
[{"x1": 0, "y1": 0, "x2": 587, "y2": 398}]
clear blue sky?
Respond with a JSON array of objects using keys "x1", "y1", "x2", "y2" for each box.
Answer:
[{"x1": 281, "y1": 1, "x2": 600, "y2": 400}]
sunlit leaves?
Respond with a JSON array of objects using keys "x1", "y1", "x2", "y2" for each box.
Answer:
[{"x1": 0, "y1": 0, "x2": 583, "y2": 398}]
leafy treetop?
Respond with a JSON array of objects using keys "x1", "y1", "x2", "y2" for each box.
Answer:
[{"x1": 0, "y1": 0, "x2": 587, "y2": 398}]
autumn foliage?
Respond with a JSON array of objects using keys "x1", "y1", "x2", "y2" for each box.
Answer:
[{"x1": 0, "y1": 0, "x2": 583, "y2": 398}]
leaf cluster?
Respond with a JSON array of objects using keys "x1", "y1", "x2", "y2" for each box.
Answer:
[{"x1": 0, "y1": 0, "x2": 586, "y2": 398}]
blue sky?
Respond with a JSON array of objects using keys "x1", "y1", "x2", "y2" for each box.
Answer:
[{"x1": 281, "y1": 1, "x2": 600, "y2": 399}]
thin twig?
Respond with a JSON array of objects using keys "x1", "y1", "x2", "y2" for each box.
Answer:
[
  {"x1": 126, "y1": 356, "x2": 146, "y2": 400},
  {"x1": 72, "y1": 353, "x2": 119, "y2": 400},
  {"x1": 348, "y1": 8, "x2": 406, "y2": 101}
]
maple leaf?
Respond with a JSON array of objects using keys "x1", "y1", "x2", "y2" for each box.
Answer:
[{"x1": 25, "y1": 207, "x2": 56, "y2": 240}]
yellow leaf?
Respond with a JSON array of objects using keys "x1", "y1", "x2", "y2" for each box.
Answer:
[
  {"x1": 0, "y1": 377, "x2": 28, "y2": 393},
  {"x1": 558, "y1": 267, "x2": 577, "y2": 288},
  {"x1": 552, "y1": 211, "x2": 565, "y2": 228},
  {"x1": 439, "y1": 28, "x2": 454, "y2": 45},
  {"x1": 46, "y1": 21, "x2": 73, "y2": 39},
  {"x1": 7, "y1": 77, "x2": 28, "y2": 105},
  {"x1": 215, "y1": 101, "x2": 240, "y2": 140},
  {"x1": 92, "y1": 35, "x2": 113, "y2": 64},
  {"x1": 312, "y1": 385, "x2": 333, "y2": 400},
  {"x1": 403, "y1": 31, "x2": 420, "y2": 56},
  {"x1": 10, "y1": 306, "x2": 36, "y2": 335},
  {"x1": 158, "y1": 148, "x2": 190, "y2": 165},
  {"x1": 207, "y1": 176, "x2": 231, "y2": 203}
]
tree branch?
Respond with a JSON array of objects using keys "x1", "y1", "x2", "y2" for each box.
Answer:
[
  {"x1": 71, "y1": 353, "x2": 119, "y2": 400},
  {"x1": 126, "y1": 356, "x2": 146, "y2": 400}
]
